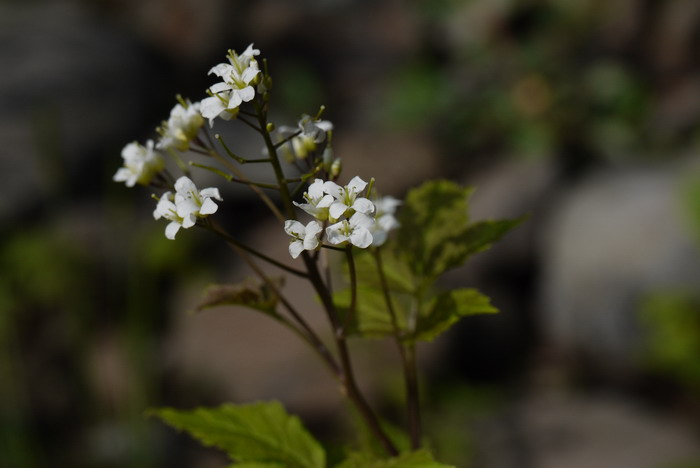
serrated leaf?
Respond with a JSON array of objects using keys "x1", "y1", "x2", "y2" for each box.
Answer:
[
  {"x1": 426, "y1": 218, "x2": 525, "y2": 275},
  {"x1": 397, "y1": 180, "x2": 523, "y2": 279},
  {"x1": 151, "y1": 401, "x2": 325, "y2": 468},
  {"x1": 336, "y1": 449, "x2": 455, "y2": 468},
  {"x1": 196, "y1": 278, "x2": 284, "y2": 315},
  {"x1": 412, "y1": 289, "x2": 498, "y2": 342},
  {"x1": 333, "y1": 286, "x2": 410, "y2": 339},
  {"x1": 397, "y1": 180, "x2": 474, "y2": 278},
  {"x1": 350, "y1": 250, "x2": 416, "y2": 295}
]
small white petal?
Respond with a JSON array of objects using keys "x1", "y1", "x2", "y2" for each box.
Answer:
[
  {"x1": 284, "y1": 220, "x2": 305, "y2": 237},
  {"x1": 350, "y1": 227, "x2": 373, "y2": 249},
  {"x1": 289, "y1": 240, "x2": 304, "y2": 259},
  {"x1": 317, "y1": 194, "x2": 335, "y2": 208},
  {"x1": 227, "y1": 91, "x2": 243, "y2": 109},
  {"x1": 199, "y1": 198, "x2": 218, "y2": 215},
  {"x1": 349, "y1": 212, "x2": 374, "y2": 230},
  {"x1": 347, "y1": 176, "x2": 367, "y2": 193},
  {"x1": 323, "y1": 181, "x2": 343, "y2": 199},
  {"x1": 175, "y1": 176, "x2": 197, "y2": 194},
  {"x1": 307, "y1": 179, "x2": 325, "y2": 199},
  {"x1": 165, "y1": 222, "x2": 181, "y2": 240},
  {"x1": 371, "y1": 230, "x2": 388, "y2": 247},
  {"x1": 200, "y1": 187, "x2": 222, "y2": 201},
  {"x1": 329, "y1": 202, "x2": 348, "y2": 220},
  {"x1": 209, "y1": 82, "x2": 232, "y2": 94},
  {"x1": 305, "y1": 220, "x2": 323, "y2": 237},
  {"x1": 181, "y1": 214, "x2": 197, "y2": 229},
  {"x1": 241, "y1": 67, "x2": 260, "y2": 85},
  {"x1": 209, "y1": 63, "x2": 232, "y2": 77},
  {"x1": 237, "y1": 86, "x2": 256, "y2": 102},
  {"x1": 352, "y1": 197, "x2": 375, "y2": 215}
]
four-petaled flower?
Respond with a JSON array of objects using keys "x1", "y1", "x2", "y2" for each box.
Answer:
[
  {"x1": 200, "y1": 44, "x2": 261, "y2": 126},
  {"x1": 293, "y1": 179, "x2": 335, "y2": 221},
  {"x1": 371, "y1": 196, "x2": 401, "y2": 246},
  {"x1": 324, "y1": 176, "x2": 375, "y2": 220},
  {"x1": 284, "y1": 220, "x2": 323, "y2": 258},
  {"x1": 157, "y1": 99, "x2": 204, "y2": 151},
  {"x1": 326, "y1": 212, "x2": 375, "y2": 248},
  {"x1": 153, "y1": 176, "x2": 222, "y2": 240},
  {"x1": 113, "y1": 140, "x2": 165, "y2": 187}
]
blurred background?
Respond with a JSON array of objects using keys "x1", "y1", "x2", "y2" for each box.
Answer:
[{"x1": 2, "y1": 0, "x2": 700, "y2": 466}]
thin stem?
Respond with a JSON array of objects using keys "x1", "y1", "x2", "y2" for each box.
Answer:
[
  {"x1": 207, "y1": 223, "x2": 308, "y2": 278},
  {"x1": 237, "y1": 115, "x2": 262, "y2": 133},
  {"x1": 221, "y1": 236, "x2": 341, "y2": 377},
  {"x1": 374, "y1": 249, "x2": 422, "y2": 449},
  {"x1": 344, "y1": 246, "x2": 357, "y2": 333}
]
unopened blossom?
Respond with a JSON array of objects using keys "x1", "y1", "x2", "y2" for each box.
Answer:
[
  {"x1": 153, "y1": 192, "x2": 195, "y2": 240},
  {"x1": 324, "y1": 176, "x2": 375, "y2": 220},
  {"x1": 284, "y1": 220, "x2": 323, "y2": 258},
  {"x1": 157, "y1": 99, "x2": 204, "y2": 151},
  {"x1": 293, "y1": 179, "x2": 334, "y2": 221},
  {"x1": 326, "y1": 212, "x2": 374, "y2": 249},
  {"x1": 200, "y1": 44, "x2": 261, "y2": 126},
  {"x1": 370, "y1": 196, "x2": 401, "y2": 247},
  {"x1": 153, "y1": 176, "x2": 222, "y2": 240},
  {"x1": 113, "y1": 140, "x2": 165, "y2": 187}
]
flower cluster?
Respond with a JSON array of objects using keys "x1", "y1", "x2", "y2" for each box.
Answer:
[
  {"x1": 157, "y1": 99, "x2": 204, "y2": 151},
  {"x1": 153, "y1": 176, "x2": 222, "y2": 240},
  {"x1": 200, "y1": 44, "x2": 261, "y2": 126},
  {"x1": 284, "y1": 176, "x2": 400, "y2": 258},
  {"x1": 113, "y1": 140, "x2": 165, "y2": 187}
]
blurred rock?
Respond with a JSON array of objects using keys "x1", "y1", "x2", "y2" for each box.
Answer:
[
  {"x1": 472, "y1": 390, "x2": 700, "y2": 468},
  {"x1": 539, "y1": 162, "x2": 700, "y2": 370}
]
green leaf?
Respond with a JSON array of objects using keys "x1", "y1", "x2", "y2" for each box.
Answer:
[
  {"x1": 426, "y1": 218, "x2": 525, "y2": 276},
  {"x1": 196, "y1": 278, "x2": 284, "y2": 315},
  {"x1": 413, "y1": 289, "x2": 498, "y2": 342},
  {"x1": 337, "y1": 449, "x2": 455, "y2": 468},
  {"x1": 151, "y1": 401, "x2": 325, "y2": 468},
  {"x1": 397, "y1": 180, "x2": 524, "y2": 279}
]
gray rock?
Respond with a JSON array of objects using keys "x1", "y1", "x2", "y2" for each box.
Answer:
[{"x1": 539, "y1": 163, "x2": 700, "y2": 369}]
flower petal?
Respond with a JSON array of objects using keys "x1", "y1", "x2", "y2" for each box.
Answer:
[
  {"x1": 284, "y1": 220, "x2": 305, "y2": 237},
  {"x1": 199, "y1": 198, "x2": 218, "y2": 215},
  {"x1": 329, "y1": 202, "x2": 348, "y2": 220},
  {"x1": 237, "y1": 85, "x2": 256, "y2": 102},
  {"x1": 323, "y1": 181, "x2": 343, "y2": 199},
  {"x1": 352, "y1": 197, "x2": 375, "y2": 215},
  {"x1": 165, "y1": 221, "x2": 181, "y2": 240},
  {"x1": 349, "y1": 212, "x2": 374, "y2": 230},
  {"x1": 200, "y1": 187, "x2": 222, "y2": 201},
  {"x1": 350, "y1": 227, "x2": 373, "y2": 249},
  {"x1": 347, "y1": 176, "x2": 367, "y2": 193},
  {"x1": 289, "y1": 240, "x2": 304, "y2": 259}
]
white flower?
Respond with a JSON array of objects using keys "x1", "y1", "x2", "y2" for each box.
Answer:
[
  {"x1": 324, "y1": 176, "x2": 375, "y2": 220},
  {"x1": 326, "y1": 212, "x2": 374, "y2": 248},
  {"x1": 153, "y1": 176, "x2": 222, "y2": 239},
  {"x1": 293, "y1": 179, "x2": 335, "y2": 221},
  {"x1": 173, "y1": 176, "x2": 222, "y2": 218},
  {"x1": 157, "y1": 100, "x2": 204, "y2": 151},
  {"x1": 284, "y1": 220, "x2": 323, "y2": 258},
  {"x1": 201, "y1": 44, "x2": 261, "y2": 126},
  {"x1": 153, "y1": 192, "x2": 195, "y2": 240},
  {"x1": 370, "y1": 196, "x2": 401, "y2": 246},
  {"x1": 113, "y1": 140, "x2": 165, "y2": 187}
]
